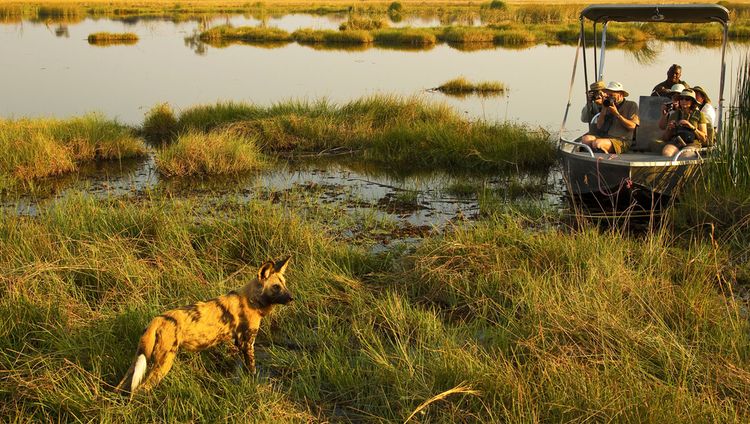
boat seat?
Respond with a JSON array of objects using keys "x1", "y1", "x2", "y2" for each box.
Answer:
[{"x1": 632, "y1": 95, "x2": 668, "y2": 152}]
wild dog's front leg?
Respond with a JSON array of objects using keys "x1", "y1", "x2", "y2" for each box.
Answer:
[{"x1": 238, "y1": 328, "x2": 259, "y2": 374}]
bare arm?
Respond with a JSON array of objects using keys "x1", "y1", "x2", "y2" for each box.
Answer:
[{"x1": 609, "y1": 106, "x2": 638, "y2": 130}]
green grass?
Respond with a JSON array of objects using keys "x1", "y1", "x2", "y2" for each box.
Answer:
[
  {"x1": 142, "y1": 103, "x2": 178, "y2": 145},
  {"x1": 439, "y1": 26, "x2": 496, "y2": 44},
  {"x1": 436, "y1": 77, "x2": 506, "y2": 96},
  {"x1": 339, "y1": 15, "x2": 388, "y2": 31},
  {"x1": 87, "y1": 32, "x2": 139, "y2": 45},
  {"x1": 292, "y1": 28, "x2": 374, "y2": 45},
  {"x1": 157, "y1": 96, "x2": 554, "y2": 173},
  {"x1": 1, "y1": 195, "x2": 749, "y2": 422},
  {"x1": 199, "y1": 25, "x2": 292, "y2": 43},
  {"x1": 154, "y1": 129, "x2": 264, "y2": 177},
  {"x1": 373, "y1": 28, "x2": 437, "y2": 46},
  {"x1": 0, "y1": 115, "x2": 147, "y2": 190}
]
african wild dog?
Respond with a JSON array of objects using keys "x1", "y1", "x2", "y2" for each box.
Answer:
[{"x1": 116, "y1": 256, "x2": 292, "y2": 397}]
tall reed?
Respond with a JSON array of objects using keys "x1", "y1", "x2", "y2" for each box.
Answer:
[{"x1": 676, "y1": 54, "x2": 750, "y2": 245}]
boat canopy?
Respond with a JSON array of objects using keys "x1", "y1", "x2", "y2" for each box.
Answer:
[{"x1": 580, "y1": 4, "x2": 729, "y2": 24}]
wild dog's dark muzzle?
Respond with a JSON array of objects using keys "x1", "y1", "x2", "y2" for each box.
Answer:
[{"x1": 275, "y1": 292, "x2": 293, "y2": 304}]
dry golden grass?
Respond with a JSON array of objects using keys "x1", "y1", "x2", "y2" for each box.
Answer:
[{"x1": 9, "y1": 0, "x2": 750, "y2": 5}]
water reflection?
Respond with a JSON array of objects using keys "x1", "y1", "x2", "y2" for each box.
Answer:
[
  {"x1": 1, "y1": 153, "x2": 558, "y2": 229},
  {"x1": 1, "y1": 15, "x2": 748, "y2": 136}
]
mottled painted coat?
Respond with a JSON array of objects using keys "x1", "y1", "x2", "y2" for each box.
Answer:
[{"x1": 116, "y1": 257, "x2": 292, "y2": 396}]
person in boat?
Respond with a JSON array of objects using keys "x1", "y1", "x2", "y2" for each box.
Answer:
[
  {"x1": 655, "y1": 88, "x2": 708, "y2": 158},
  {"x1": 692, "y1": 86, "x2": 716, "y2": 127},
  {"x1": 580, "y1": 81, "x2": 639, "y2": 154},
  {"x1": 657, "y1": 83, "x2": 686, "y2": 131},
  {"x1": 581, "y1": 80, "x2": 606, "y2": 126},
  {"x1": 651, "y1": 64, "x2": 689, "y2": 97}
]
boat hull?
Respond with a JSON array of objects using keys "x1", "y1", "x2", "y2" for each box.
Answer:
[{"x1": 559, "y1": 148, "x2": 703, "y2": 198}]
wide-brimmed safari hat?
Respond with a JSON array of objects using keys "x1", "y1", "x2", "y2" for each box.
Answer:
[
  {"x1": 603, "y1": 81, "x2": 629, "y2": 97},
  {"x1": 588, "y1": 80, "x2": 606, "y2": 91},
  {"x1": 692, "y1": 85, "x2": 711, "y2": 103},
  {"x1": 669, "y1": 83, "x2": 686, "y2": 94},
  {"x1": 679, "y1": 89, "x2": 697, "y2": 102}
]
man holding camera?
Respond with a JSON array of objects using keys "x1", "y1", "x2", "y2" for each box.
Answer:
[
  {"x1": 581, "y1": 82, "x2": 639, "y2": 154},
  {"x1": 581, "y1": 80, "x2": 606, "y2": 126}
]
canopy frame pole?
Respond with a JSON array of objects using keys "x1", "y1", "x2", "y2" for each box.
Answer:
[
  {"x1": 597, "y1": 22, "x2": 608, "y2": 81},
  {"x1": 559, "y1": 32, "x2": 583, "y2": 142}
]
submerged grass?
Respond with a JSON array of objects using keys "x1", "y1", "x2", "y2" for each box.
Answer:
[
  {"x1": 157, "y1": 95, "x2": 554, "y2": 173},
  {"x1": 154, "y1": 129, "x2": 264, "y2": 177},
  {"x1": 1, "y1": 195, "x2": 749, "y2": 422},
  {"x1": 0, "y1": 115, "x2": 147, "y2": 189},
  {"x1": 87, "y1": 32, "x2": 139, "y2": 45}
]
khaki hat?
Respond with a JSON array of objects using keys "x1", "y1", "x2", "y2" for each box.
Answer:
[
  {"x1": 669, "y1": 83, "x2": 686, "y2": 93},
  {"x1": 589, "y1": 80, "x2": 605, "y2": 91},
  {"x1": 679, "y1": 89, "x2": 697, "y2": 102},
  {"x1": 692, "y1": 86, "x2": 711, "y2": 103},
  {"x1": 604, "y1": 81, "x2": 629, "y2": 97}
]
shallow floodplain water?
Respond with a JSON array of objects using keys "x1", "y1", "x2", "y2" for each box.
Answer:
[{"x1": 1, "y1": 14, "x2": 748, "y2": 235}]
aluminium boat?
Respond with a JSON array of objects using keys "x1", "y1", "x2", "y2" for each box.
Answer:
[{"x1": 558, "y1": 4, "x2": 730, "y2": 204}]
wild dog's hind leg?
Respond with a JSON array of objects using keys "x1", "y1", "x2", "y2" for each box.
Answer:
[{"x1": 138, "y1": 318, "x2": 180, "y2": 392}]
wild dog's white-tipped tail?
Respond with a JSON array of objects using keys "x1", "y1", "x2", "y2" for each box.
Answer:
[{"x1": 130, "y1": 354, "x2": 147, "y2": 393}]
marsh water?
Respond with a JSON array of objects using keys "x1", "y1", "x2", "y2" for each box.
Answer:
[{"x1": 1, "y1": 14, "x2": 748, "y2": 236}]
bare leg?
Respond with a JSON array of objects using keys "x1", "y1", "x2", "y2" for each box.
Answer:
[
  {"x1": 592, "y1": 139, "x2": 614, "y2": 153},
  {"x1": 662, "y1": 144, "x2": 679, "y2": 157}
]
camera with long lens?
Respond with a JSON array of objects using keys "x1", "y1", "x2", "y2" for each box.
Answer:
[
  {"x1": 602, "y1": 98, "x2": 613, "y2": 107},
  {"x1": 664, "y1": 102, "x2": 675, "y2": 112}
]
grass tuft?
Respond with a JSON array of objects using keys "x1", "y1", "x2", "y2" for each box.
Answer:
[
  {"x1": 154, "y1": 129, "x2": 264, "y2": 177},
  {"x1": 199, "y1": 25, "x2": 292, "y2": 42},
  {"x1": 339, "y1": 15, "x2": 388, "y2": 31},
  {"x1": 436, "y1": 77, "x2": 506, "y2": 96},
  {"x1": 87, "y1": 32, "x2": 139, "y2": 45},
  {"x1": 0, "y1": 115, "x2": 147, "y2": 189},
  {"x1": 142, "y1": 103, "x2": 178, "y2": 145},
  {"x1": 374, "y1": 28, "x2": 437, "y2": 46},
  {"x1": 293, "y1": 28, "x2": 373, "y2": 45}
]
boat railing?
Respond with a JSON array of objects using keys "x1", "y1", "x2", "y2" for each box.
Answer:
[
  {"x1": 562, "y1": 136, "x2": 715, "y2": 164},
  {"x1": 560, "y1": 137, "x2": 595, "y2": 158},
  {"x1": 671, "y1": 146, "x2": 713, "y2": 164}
]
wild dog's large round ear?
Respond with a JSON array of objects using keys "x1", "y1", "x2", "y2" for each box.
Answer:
[
  {"x1": 258, "y1": 261, "x2": 275, "y2": 281},
  {"x1": 273, "y1": 255, "x2": 291, "y2": 275}
]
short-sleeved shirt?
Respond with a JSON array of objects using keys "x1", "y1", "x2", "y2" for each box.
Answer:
[
  {"x1": 602, "y1": 99, "x2": 638, "y2": 142},
  {"x1": 668, "y1": 108, "x2": 707, "y2": 129},
  {"x1": 651, "y1": 79, "x2": 689, "y2": 97}
]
